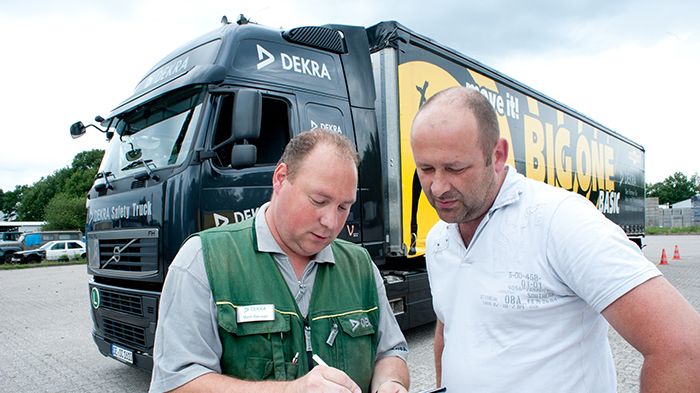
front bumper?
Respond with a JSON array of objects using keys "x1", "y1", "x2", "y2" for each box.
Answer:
[{"x1": 92, "y1": 331, "x2": 153, "y2": 371}]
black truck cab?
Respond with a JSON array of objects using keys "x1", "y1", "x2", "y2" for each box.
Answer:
[{"x1": 79, "y1": 20, "x2": 396, "y2": 371}]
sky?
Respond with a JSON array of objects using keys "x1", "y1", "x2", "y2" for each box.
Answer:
[{"x1": 1, "y1": 0, "x2": 698, "y2": 192}]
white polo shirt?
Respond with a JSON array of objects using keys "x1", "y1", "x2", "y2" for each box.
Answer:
[{"x1": 426, "y1": 167, "x2": 660, "y2": 392}]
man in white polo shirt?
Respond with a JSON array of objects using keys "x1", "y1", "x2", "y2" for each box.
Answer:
[{"x1": 410, "y1": 86, "x2": 700, "y2": 392}]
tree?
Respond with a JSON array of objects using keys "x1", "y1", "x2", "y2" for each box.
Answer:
[
  {"x1": 646, "y1": 172, "x2": 697, "y2": 206},
  {"x1": 0, "y1": 185, "x2": 27, "y2": 220},
  {"x1": 71, "y1": 149, "x2": 104, "y2": 171},
  {"x1": 17, "y1": 168, "x2": 70, "y2": 220},
  {"x1": 43, "y1": 193, "x2": 86, "y2": 230},
  {"x1": 16, "y1": 149, "x2": 104, "y2": 221}
]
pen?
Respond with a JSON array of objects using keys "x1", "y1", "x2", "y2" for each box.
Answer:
[
  {"x1": 291, "y1": 352, "x2": 300, "y2": 365},
  {"x1": 312, "y1": 353, "x2": 328, "y2": 367}
]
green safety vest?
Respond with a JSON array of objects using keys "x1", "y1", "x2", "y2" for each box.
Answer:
[{"x1": 199, "y1": 218, "x2": 379, "y2": 391}]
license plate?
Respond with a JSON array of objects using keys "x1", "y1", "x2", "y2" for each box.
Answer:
[{"x1": 111, "y1": 344, "x2": 133, "y2": 364}]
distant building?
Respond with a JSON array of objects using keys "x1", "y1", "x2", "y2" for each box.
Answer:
[
  {"x1": 0, "y1": 221, "x2": 46, "y2": 233},
  {"x1": 646, "y1": 195, "x2": 700, "y2": 228},
  {"x1": 671, "y1": 195, "x2": 700, "y2": 209}
]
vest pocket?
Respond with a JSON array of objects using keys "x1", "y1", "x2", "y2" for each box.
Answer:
[
  {"x1": 337, "y1": 312, "x2": 376, "y2": 337},
  {"x1": 243, "y1": 357, "x2": 299, "y2": 381},
  {"x1": 331, "y1": 312, "x2": 376, "y2": 374},
  {"x1": 217, "y1": 304, "x2": 297, "y2": 380},
  {"x1": 217, "y1": 304, "x2": 291, "y2": 335}
]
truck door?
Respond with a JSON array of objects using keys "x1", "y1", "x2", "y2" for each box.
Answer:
[
  {"x1": 199, "y1": 91, "x2": 294, "y2": 229},
  {"x1": 297, "y1": 95, "x2": 361, "y2": 244}
]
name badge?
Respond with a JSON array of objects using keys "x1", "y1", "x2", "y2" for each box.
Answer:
[{"x1": 237, "y1": 304, "x2": 275, "y2": 323}]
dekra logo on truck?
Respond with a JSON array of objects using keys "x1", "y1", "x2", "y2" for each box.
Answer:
[{"x1": 256, "y1": 44, "x2": 331, "y2": 80}]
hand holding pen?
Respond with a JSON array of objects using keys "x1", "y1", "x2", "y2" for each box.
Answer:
[{"x1": 284, "y1": 353, "x2": 361, "y2": 393}]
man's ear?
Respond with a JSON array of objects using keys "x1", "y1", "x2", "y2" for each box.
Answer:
[
  {"x1": 492, "y1": 138, "x2": 509, "y2": 173},
  {"x1": 272, "y1": 163, "x2": 288, "y2": 193}
]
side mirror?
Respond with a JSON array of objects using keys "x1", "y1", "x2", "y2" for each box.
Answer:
[
  {"x1": 232, "y1": 89, "x2": 262, "y2": 141},
  {"x1": 70, "y1": 121, "x2": 87, "y2": 139},
  {"x1": 230, "y1": 144, "x2": 257, "y2": 169}
]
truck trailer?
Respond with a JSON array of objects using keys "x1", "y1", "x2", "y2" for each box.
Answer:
[{"x1": 71, "y1": 17, "x2": 645, "y2": 371}]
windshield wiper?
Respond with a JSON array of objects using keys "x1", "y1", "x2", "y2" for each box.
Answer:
[
  {"x1": 94, "y1": 171, "x2": 115, "y2": 192},
  {"x1": 121, "y1": 158, "x2": 154, "y2": 172},
  {"x1": 123, "y1": 159, "x2": 160, "y2": 181}
]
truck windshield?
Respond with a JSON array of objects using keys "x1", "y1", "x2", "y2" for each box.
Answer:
[{"x1": 98, "y1": 86, "x2": 206, "y2": 180}]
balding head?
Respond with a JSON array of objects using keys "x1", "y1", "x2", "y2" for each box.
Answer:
[{"x1": 413, "y1": 86, "x2": 500, "y2": 165}]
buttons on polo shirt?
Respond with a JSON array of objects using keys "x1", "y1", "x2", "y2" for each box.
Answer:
[
  {"x1": 433, "y1": 236, "x2": 449, "y2": 252},
  {"x1": 295, "y1": 281, "x2": 307, "y2": 302}
]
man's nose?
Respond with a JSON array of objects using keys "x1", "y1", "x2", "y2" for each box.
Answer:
[
  {"x1": 319, "y1": 207, "x2": 338, "y2": 229},
  {"x1": 431, "y1": 172, "x2": 451, "y2": 197}
]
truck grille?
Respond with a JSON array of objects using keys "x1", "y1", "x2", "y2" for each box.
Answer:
[
  {"x1": 103, "y1": 318, "x2": 147, "y2": 349},
  {"x1": 101, "y1": 289, "x2": 143, "y2": 316},
  {"x1": 88, "y1": 228, "x2": 159, "y2": 273}
]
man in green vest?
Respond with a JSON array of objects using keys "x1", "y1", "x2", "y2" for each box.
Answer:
[{"x1": 150, "y1": 129, "x2": 410, "y2": 393}]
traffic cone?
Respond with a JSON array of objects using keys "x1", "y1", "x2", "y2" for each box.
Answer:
[
  {"x1": 672, "y1": 245, "x2": 682, "y2": 260},
  {"x1": 659, "y1": 249, "x2": 669, "y2": 265}
]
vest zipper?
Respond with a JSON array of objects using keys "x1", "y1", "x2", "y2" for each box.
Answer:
[
  {"x1": 304, "y1": 317, "x2": 313, "y2": 368},
  {"x1": 326, "y1": 322, "x2": 339, "y2": 346}
]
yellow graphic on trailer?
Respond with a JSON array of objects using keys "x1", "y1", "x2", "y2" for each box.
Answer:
[{"x1": 397, "y1": 60, "x2": 515, "y2": 257}]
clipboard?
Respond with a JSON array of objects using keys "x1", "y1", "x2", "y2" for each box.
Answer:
[{"x1": 417, "y1": 387, "x2": 446, "y2": 393}]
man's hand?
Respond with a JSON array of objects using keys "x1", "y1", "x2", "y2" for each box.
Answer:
[{"x1": 284, "y1": 365, "x2": 361, "y2": 393}]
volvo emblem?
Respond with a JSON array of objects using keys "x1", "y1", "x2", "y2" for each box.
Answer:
[
  {"x1": 112, "y1": 245, "x2": 122, "y2": 263},
  {"x1": 102, "y1": 238, "x2": 138, "y2": 269}
]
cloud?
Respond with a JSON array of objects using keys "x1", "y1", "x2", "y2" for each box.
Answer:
[{"x1": 0, "y1": 0, "x2": 698, "y2": 192}]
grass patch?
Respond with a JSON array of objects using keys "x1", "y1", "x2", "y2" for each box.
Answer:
[
  {"x1": 0, "y1": 258, "x2": 86, "y2": 270},
  {"x1": 646, "y1": 226, "x2": 700, "y2": 235}
]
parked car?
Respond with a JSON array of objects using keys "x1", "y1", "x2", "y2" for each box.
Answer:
[
  {"x1": 0, "y1": 242, "x2": 22, "y2": 263},
  {"x1": 11, "y1": 240, "x2": 86, "y2": 263},
  {"x1": 45, "y1": 240, "x2": 86, "y2": 261},
  {"x1": 10, "y1": 242, "x2": 51, "y2": 263}
]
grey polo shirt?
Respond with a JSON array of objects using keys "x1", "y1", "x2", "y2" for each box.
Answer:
[{"x1": 149, "y1": 203, "x2": 408, "y2": 393}]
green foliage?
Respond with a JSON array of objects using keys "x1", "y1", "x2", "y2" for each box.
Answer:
[
  {"x1": 17, "y1": 168, "x2": 71, "y2": 220},
  {"x1": 646, "y1": 226, "x2": 700, "y2": 235},
  {"x1": 42, "y1": 193, "x2": 87, "y2": 230},
  {"x1": 14, "y1": 149, "x2": 104, "y2": 224},
  {"x1": 0, "y1": 185, "x2": 27, "y2": 219},
  {"x1": 0, "y1": 257, "x2": 86, "y2": 270},
  {"x1": 72, "y1": 149, "x2": 104, "y2": 171},
  {"x1": 646, "y1": 172, "x2": 698, "y2": 205}
]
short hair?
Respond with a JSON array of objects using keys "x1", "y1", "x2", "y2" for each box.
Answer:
[
  {"x1": 278, "y1": 128, "x2": 359, "y2": 180},
  {"x1": 417, "y1": 86, "x2": 500, "y2": 165}
]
